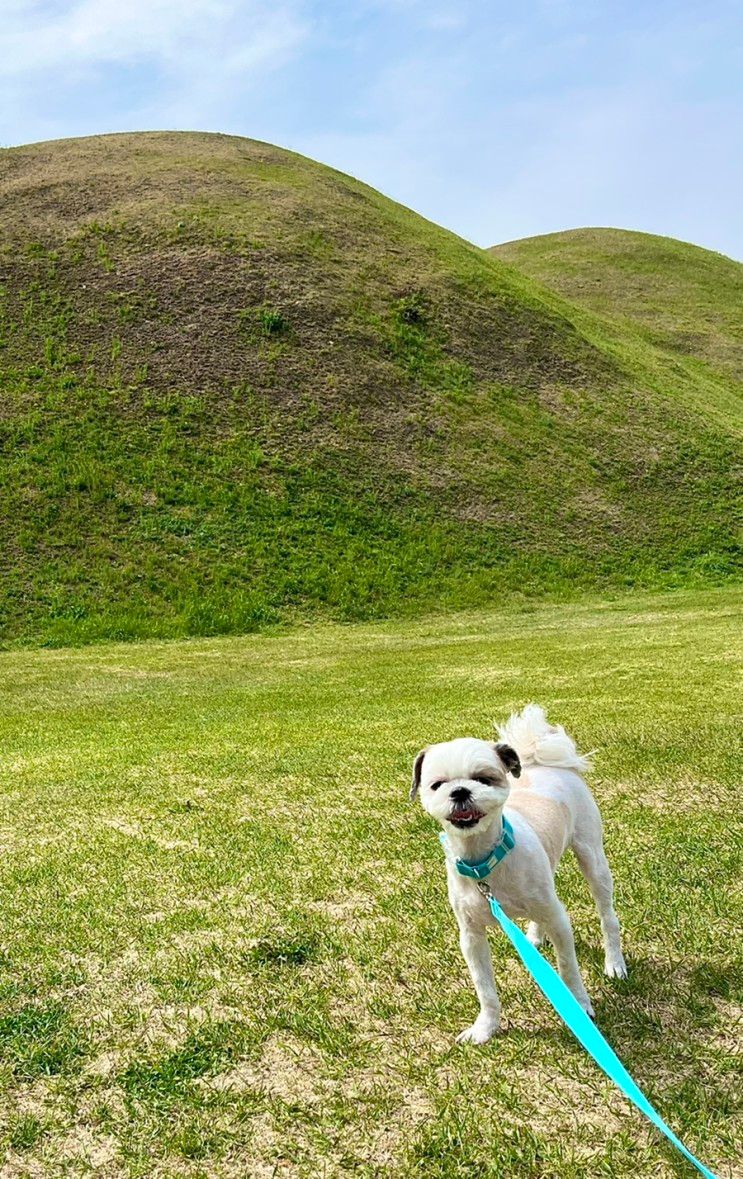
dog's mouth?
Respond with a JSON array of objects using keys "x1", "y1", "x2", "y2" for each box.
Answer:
[{"x1": 448, "y1": 805, "x2": 485, "y2": 829}]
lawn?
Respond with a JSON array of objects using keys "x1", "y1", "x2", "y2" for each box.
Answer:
[{"x1": 0, "y1": 586, "x2": 740, "y2": 1177}]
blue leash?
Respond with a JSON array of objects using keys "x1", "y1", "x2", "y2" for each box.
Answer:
[{"x1": 476, "y1": 878, "x2": 718, "y2": 1179}]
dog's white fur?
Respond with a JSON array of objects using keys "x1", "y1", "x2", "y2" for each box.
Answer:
[{"x1": 412, "y1": 704, "x2": 626, "y2": 1044}]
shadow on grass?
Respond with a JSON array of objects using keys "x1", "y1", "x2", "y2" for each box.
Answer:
[{"x1": 495, "y1": 942, "x2": 737, "y2": 1162}]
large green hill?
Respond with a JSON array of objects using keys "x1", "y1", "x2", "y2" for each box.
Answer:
[{"x1": 0, "y1": 133, "x2": 739, "y2": 646}]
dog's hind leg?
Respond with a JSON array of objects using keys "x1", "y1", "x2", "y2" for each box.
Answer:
[
  {"x1": 526, "y1": 921, "x2": 544, "y2": 947},
  {"x1": 571, "y1": 823, "x2": 627, "y2": 979}
]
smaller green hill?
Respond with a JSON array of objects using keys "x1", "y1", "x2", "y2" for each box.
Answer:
[{"x1": 491, "y1": 228, "x2": 743, "y2": 387}]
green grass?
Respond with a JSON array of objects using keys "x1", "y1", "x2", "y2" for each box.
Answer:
[
  {"x1": 0, "y1": 134, "x2": 740, "y2": 647},
  {"x1": 491, "y1": 228, "x2": 743, "y2": 422},
  {"x1": 0, "y1": 585, "x2": 739, "y2": 1175}
]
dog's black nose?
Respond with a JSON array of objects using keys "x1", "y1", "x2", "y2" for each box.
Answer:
[{"x1": 450, "y1": 786, "x2": 471, "y2": 803}]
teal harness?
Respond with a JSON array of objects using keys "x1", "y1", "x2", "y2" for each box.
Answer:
[{"x1": 441, "y1": 819, "x2": 718, "y2": 1179}]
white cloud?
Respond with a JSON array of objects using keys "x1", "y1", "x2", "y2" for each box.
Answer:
[
  {"x1": 0, "y1": 0, "x2": 310, "y2": 143},
  {"x1": 1, "y1": 1, "x2": 740, "y2": 258},
  {"x1": 1, "y1": 0, "x2": 307, "y2": 74}
]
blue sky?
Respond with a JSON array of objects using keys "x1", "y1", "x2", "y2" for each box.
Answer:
[{"x1": 3, "y1": 1, "x2": 742, "y2": 257}]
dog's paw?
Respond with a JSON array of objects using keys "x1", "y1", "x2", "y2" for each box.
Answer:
[
  {"x1": 604, "y1": 954, "x2": 628, "y2": 980},
  {"x1": 577, "y1": 994, "x2": 595, "y2": 1019},
  {"x1": 456, "y1": 1016, "x2": 500, "y2": 1045}
]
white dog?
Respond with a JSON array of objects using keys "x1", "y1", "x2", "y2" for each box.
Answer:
[{"x1": 411, "y1": 704, "x2": 627, "y2": 1044}]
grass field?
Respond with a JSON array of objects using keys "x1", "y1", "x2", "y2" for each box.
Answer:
[{"x1": 0, "y1": 585, "x2": 740, "y2": 1176}]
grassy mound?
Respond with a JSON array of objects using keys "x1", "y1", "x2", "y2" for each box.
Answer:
[
  {"x1": 0, "y1": 134, "x2": 739, "y2": 645},
  {"x1": 491, "y1": 227, "x2": 743, "y2": 405}
]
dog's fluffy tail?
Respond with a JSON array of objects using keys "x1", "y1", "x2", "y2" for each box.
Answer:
[{"x1": 497, "y1": 704, "x2": 592, "y2": 774}]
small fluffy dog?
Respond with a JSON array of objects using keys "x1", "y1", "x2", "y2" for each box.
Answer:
[{"x1": 411, "y1": 704, "x2": 626, "y2": 1043}]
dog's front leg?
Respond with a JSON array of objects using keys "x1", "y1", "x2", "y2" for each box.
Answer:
[
  {"x1": 536, "y1": 897, "x2": 595, "y2": 1018},
  {"x1": 455, "y1": 918, "x2": 501, "y2": 1044}
]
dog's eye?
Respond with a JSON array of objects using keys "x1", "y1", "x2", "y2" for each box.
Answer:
[
  {"x1": 471, "y1": 775, "x2": 496, "y2": 786},
  {"x1": 430, "y1": 780, "x2": 445, "y2": 791}
]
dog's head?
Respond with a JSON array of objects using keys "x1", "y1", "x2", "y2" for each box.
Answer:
[{"x1": 410, "y1": 738, "x2": 520, "y2": 832}]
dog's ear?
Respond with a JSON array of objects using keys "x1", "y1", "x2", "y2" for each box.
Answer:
[
  {"x1": 494, "y1": 742, "x2": 521, "y2": 778},
  {"x1": 410, "y1": 748, "x2": 427, "y2": 800}
]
